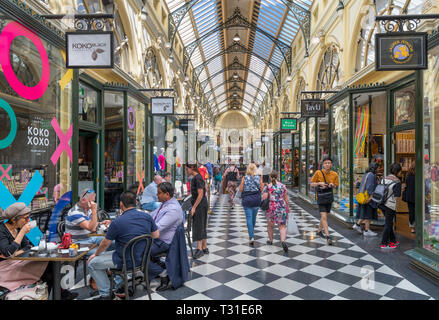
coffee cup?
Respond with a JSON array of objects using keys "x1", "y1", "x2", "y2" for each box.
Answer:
[{"x1": 29, "y1": 220, "x2": 37, "y2": 229}]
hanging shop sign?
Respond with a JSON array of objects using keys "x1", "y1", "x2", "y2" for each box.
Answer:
[
  {"x1": 280, "y1": 118, "x2": 297, "y2": 131},
  {"x1": 151, "y1": 97, "x2": 174, "y2": 115},
  {"x1": 301, "y1": 99, "x2": 326, "y2": 117},
  {"x1": 66, "y1": 31, "x2": 114, "y2": 68},
  {"x1": 375, "y1": 32, "x2": 428, "y2": 70}
]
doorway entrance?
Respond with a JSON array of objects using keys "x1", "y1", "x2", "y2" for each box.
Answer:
[
  {"x1": 78, "y1": 130, "x2": 99, "y2": 204},
  {"x1": 392, "y1": 128, "x2": 416, "y2": 240}
]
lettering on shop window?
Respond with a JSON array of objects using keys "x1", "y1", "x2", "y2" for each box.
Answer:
[
  {"x1": 0, "y1": 98, "x2": 17, "y2": 149},
  {"x1": 27, "y1": 126, "x2": 50, "y2": 147},
  {"x1": 50, "y1": 117, "x2": 73, "y2": 165},
  {"x1": 0, "y1": 165, "x2": 12, "y2": 181}
]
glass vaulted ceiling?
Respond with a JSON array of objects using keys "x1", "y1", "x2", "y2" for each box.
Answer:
[{"x1": 165, "y1": 0, "x2": 312, "y2": 116}]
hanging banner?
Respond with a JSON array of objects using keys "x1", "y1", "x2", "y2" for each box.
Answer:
[
  {"x1": 301, "y1": 99, "x2": 326, "y2": 117},
  {"x1": 151, "y1": 97, "x2": 174, "y2": 115},
  {"x1": 375, "y1": 32, "x2": 428, "y2": 70},
  {"x1": 66, "y1": 31, "x2": 114, "y2": 68},
  {"x1": 280, "y1": 118, "x2": 297, "y2": 131}
]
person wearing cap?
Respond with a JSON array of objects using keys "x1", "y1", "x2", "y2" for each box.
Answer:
[
  {"x1": 65, "y1": 188, "x2": 112, "y2": 255},
  {"x1": 352, "y1": 162, "x2": 379, "y2": 237},
  {"x1": 0, "y1": 203, "x2": 77, "y2": 299}
]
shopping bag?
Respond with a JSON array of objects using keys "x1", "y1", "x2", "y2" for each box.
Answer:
[
  {"x1": 233, "y1": 190, "x2": 242, "y2": 205},
  {"x1": 287, "y1": 213, "x2": 299, "y2": 235}
]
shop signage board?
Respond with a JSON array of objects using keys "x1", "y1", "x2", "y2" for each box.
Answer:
[
  {"x1": 151, "y1": 97, "x2": 174, "y2": 115},
  {"x1": 375, "y1": 32, "x2": 428, "y2": 70},
  {"x1": 66, "y1": 31, "x2": 114, "y2": 68},
  {"x1": 280, "y1": 118, "x2": 297, "y2": 131},
  {"x1": 301, "y1": 99, "x2": 326, "y2": 117}
]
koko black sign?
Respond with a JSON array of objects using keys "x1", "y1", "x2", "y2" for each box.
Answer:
[
  {"x1": 375, "y1": 32, "x2": 428, "y2": 70},
  {"x1": 301, "y1": 99, "x2": 326, "y2": 117},
  {"x1": 66, "y1": 31, "x2": 114, "y2": 68}
]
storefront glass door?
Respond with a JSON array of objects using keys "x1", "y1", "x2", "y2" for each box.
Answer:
[{"x1": 78, "y1": 131, "x2": 99, "y2": 203}]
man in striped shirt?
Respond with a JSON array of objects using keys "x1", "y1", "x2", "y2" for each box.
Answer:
[{"x1": 65, "y1": 189, "x2": 111, "y2": 255}]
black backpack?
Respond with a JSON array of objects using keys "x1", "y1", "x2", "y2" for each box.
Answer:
[
  {"x1": 226, "y1": 167, "x2": 238, "y2": 183},
  {"x1": 371, "y1": 179, "x2": 396, "y2": 208}
]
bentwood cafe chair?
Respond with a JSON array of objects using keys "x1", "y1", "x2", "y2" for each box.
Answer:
[{"x1": 109, "y1": 234, "x2": 154, "y2": 300}]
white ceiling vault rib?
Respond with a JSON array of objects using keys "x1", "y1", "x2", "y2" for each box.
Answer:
[{"x1": 164, "y1": 0, "x2": 313, "y2": 118}]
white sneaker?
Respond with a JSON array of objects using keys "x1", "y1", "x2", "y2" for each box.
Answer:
[
  {"x1": 352, "y1": 223, "x2": 363, "y2": 234},
  {"x1": 364, "y1": 230, "x2": 377, "y2": 237}
]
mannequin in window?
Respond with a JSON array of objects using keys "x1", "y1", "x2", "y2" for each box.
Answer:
[
  {"x1": 158, "y1": 147, "x2": 166, "y2": 172},
  {"x1": 153, "y1": 146, "x2": 160, "y2": 173}
]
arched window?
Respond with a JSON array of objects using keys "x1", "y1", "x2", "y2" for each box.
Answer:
[
  {"x1": 145, "y1": 48, "x2": 163, "y2": 88},
  {"x1": 295, "y1": 78, "x2": 306, "y2": 111},
  {"x1": 316, "y1": 45, "x2": 340, "y2": 92},
  {"x1": 356, "y1": 0, "x2": 424, "y2": 71}
]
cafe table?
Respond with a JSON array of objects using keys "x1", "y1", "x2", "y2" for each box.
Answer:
[{"x1": 11, "y1": 243, "x2": 97, "y2": 300}]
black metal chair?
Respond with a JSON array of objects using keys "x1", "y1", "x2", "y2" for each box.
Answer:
[{"x1": 109, "y1": 234, "x2": 154, "y2": 300}]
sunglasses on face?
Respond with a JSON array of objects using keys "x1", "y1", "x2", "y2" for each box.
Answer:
[{"x1": 81, "y1": 189, "x2": 95, "y2": 199}]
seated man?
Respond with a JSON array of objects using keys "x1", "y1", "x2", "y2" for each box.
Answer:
[
  {"x1": 148, "y1": 182, "x2": 185, "y2": 291},
  {"x1": 141, "y1": 175, "x2": 162, "y2": 211},
  {"x1": 87, "y1": 191, "x2": 159, "y2": 300},
  {"x1": 65, "y1": 189, "x2": 111, "y2": 255}
]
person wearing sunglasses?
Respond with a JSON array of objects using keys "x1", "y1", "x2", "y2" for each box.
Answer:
[
  {"x1": 0, "y1": 203, "x2": 77, "y2": 300},
  {"x1": 65, "y1": 189, "x2": 112, "y2": 256}
]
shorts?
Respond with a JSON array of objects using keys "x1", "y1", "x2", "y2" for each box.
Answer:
[{"x1": 318, "y1": 203, "x2": 332, "y2": 213}]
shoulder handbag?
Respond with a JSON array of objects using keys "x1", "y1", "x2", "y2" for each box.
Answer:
[
  {"x1": 356, "y1": 173, "x2": 371, "y2": 205},
  {"x1": 241, "y1": 176, "x2": 262, "y2": 208},
  {"x1": 316, "y1": 170, "x2": 334, "y2": 205}
]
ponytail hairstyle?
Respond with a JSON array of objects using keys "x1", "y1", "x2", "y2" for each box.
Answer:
[{"x1": 270, "y1": 171, "x2": 278, "y2": 185}]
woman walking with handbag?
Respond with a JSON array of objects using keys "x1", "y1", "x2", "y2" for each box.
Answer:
[
  {"x1": 353, "y1": 162, "x2": 378, "y2": 236},
  {"x1": 239, "y1": 163, "x2": 264, "y2": 245},
  {"x1": 310, "y1": 157, "x2": 339, "y2": 245},
  {"x1": 262, "y1": 171, "x2": 289, "y2": 252}
]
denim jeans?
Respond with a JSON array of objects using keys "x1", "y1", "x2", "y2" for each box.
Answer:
[
  {"x1": 76, "y1": 236, "x2": 115, "y2": 256},
  {"x1": 381, "y1": 207, "x2": 396, "y2": 245},
  {"x1": 87, "y1": 251, "x2": 122, "y2": 297},
  {"x1": 243, "y1": 206, "x2": 259, "y2": 239},
  {"x1": 142, "y1": 202, "x2": 161, "y2": 211}
]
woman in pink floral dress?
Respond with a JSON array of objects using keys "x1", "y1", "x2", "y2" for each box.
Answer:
[{"x1": 262, "y1": 171, "x2": 289, "y2": 252}]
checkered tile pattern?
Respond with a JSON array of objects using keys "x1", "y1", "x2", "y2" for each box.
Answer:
[{"x1": 71, "y1": 194, "x2": 434, "y2": 300}]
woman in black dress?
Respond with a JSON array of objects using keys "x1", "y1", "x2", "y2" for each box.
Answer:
[{"x1": 186, "y1": 164, "x2": 209, "y2": 259}]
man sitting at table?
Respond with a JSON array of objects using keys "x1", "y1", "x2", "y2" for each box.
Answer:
[
  {"x1": 148, "y1": 182, "x2": 185, "y2": 291},
  {"x1": 87, "y1": 191, "x2": 160, "y2": 300},
  {"x1": 141, "y1": 175, "x2": 163, "y2": 211},
  {"x1": 65, "y1": 189, "x2": 111, "y2": 255}
]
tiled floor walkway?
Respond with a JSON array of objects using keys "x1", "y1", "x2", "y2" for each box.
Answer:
[{"x1": 72, "y1": 193, "x2": 436, "y2": 300}]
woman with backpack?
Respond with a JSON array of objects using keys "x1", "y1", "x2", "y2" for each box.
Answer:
[
  {"x1": 380, "y1": 163, "x2": 402, "y2": 249},
  {"x1": 262, "y1": 171, "x2": 289, "y2": 252},
  {"x1": 239, "y1": 163, "x2": 264, "y2": 245},
  {"x1": 404, "y1": 162, "x2": 416, "y2": 233},
  {"x1": 223, "y1": 163, "x2": 240, "y2": 207},
  {"x1": 353, "y1": 162, "x2": 379, "y2": 237}
]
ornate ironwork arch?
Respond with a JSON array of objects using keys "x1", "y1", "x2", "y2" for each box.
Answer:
[{"x1": 192, "y1": 41, "x2": 281, "y2": 90}]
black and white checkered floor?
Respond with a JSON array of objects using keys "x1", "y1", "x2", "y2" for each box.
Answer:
[{"x1": 72, "y1": 194, "x2": 435, "y2": 300}]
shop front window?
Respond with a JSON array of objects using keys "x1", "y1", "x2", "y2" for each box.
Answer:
[
  {"x1": 0, "y1": 17, "x2": 72, "y2": 212},
  {"x1": 154, "y1": 116, "x2": 166, "y2": 174},
  {"x1": 352, "y1": 92, "x2": 386, "y2": 219},
  {"x1": 293, "y1": 134, "x2": 299, "y2": 187},
  {"x1": 394, "y1": 84, "x2": 415, "y2": 126},
  {"x1": 104, "y1": 91, "x2": 124, "y2": 211},
  {"x1": 299, "y1": 121, "x2": 306, "y2": 194},
  {"x1": 318, "y1": 114, "x2": 330, "y2": 168},
  {"x1": 79, "y1": 82, "x2": 97, "y2": 123},
  {"x1": 332, "y1": 98, "x2": 350, "y2": 215},
  {"x1": 423, "y1": 46, "x2": 439, "y2": 254},
  {"x1": 280, "y1": 133, "x2": 292, "y2": 184},
  {"x1": 127, "y1": 96, "x2": 145, "y2": 191},
  {"x1": 308, "y1": 118, "x2": 316, "y2": 198}
]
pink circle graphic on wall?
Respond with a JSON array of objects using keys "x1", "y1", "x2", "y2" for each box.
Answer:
[
  {"x1": 0, "y1": 21, "x2": 50, "y2": 100},
  {"x1": 128, "y1": 107, "x2": 135, "y2": 130}
]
